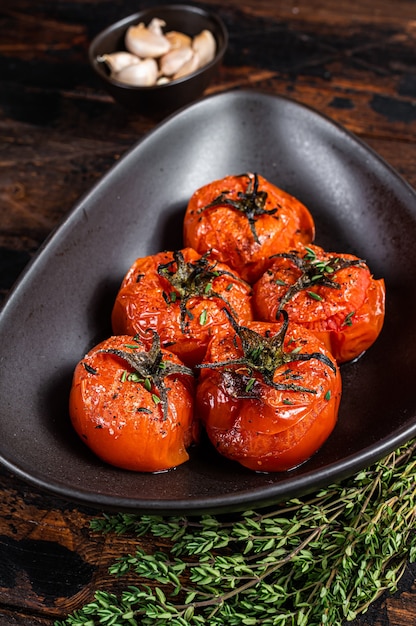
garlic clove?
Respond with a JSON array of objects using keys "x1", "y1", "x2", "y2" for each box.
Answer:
[
  {"x1": 97, "y1": 51, "x2": 141, "y2": 74},
  {"x1": 147, "y1": 17, "x2": 166, "y2": 36},
  {"x1": 114, "y1": 58, "x2": 158, "y2": 86},
  {"x1": 160, "y1": 46, "x2": 194, "y2": 77},
  {"x1": 125, "y1": 22, "x2": 171, "y2": 58},
  {"x1": 173, "y1": 51, "x2": 200, "y2": 80},
  {"x1": 192, "y1": 29, "x2": 216, "y2": 68},
  {"x1": 165, "y1": 30, "x2": 192, "y2": 50},
  {"x1": 156, "y1": 76, "x2": 171, "y2": 85}
]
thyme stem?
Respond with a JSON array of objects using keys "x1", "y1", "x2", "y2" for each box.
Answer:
[
  {"x1": 56, "y1": 438, "x2": 416, "y2": 626},
  {"x1": 176, "y1": 526, "x2": 324, "y2": 612}
]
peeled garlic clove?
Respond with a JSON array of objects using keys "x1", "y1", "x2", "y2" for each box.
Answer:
[
  {"x1": 147, "y1": 17, "x2": 166, "y2": 36},
  {"x1": 165, "y1": 30, "x2": 192, "y2": 50},
  {"x1": 114, "y1": 58, "x2": 158, "y2": 86},
  {"x1": 160, "y1": 46, "x2": 193, "y2": 77},
  {"x1": 157, "y1": 76, "x2": 170, "y2": 85},
  {"x1": 192, "y1": 29, "x2": 216, "y2": 68},
  {"x1": 173, "y1": 51, "x2": 200, "y2": 80},
  {"x1": 97, "y1": 52, "x2": 141, "y2": 74},
  {"x1": 125, "y1": 22, "x2": 171, "y2": 58}
]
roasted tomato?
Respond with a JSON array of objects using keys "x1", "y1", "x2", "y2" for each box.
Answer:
[
  {"x1": 183, "y1": 172, "x2": 315, "y2": 283},
  {"x1": 112, "y1": 247, "x2": 253, "y2": 367},
  {"x1": 252, "y1": 244, "x2": 385, "y2": 364},
  {"x1": 196, "y1": 312, "x2": 341, "y2": 472},
  {"x1": 69, "y1": 333, "x2": 196, "y2": 472}
]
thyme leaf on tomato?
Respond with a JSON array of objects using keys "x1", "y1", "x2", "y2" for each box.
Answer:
[
  {"x1": 197, "y1": 309, "x2": 336, "y2": 396},
  {"x1": 197, "y1": 172, "x2": 278, "y2": 244},
  {"x1": 99, "y1": 332, "x2": 193, "y2": 420},
  {"x1": 82, "y1": 362, "x2": 98, "y2": 375},
  {"x1": 271, "y1": 247, "x2": 365, "y2": 314},
  {"x1": 157, "y1": 250, "x2": 249, "y2": 333},
  {"x1": 343, "y1": 310, "x2": 355, "y2": 326}
]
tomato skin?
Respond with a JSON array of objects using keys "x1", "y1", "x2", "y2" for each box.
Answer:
[
  {"x1": 69, "y1": 335, "x2": 196, "y2": 472},
  {"x1": 183, "y1": 173, "x2": 315, "y2": 283},
  {"x1": 111, "y1": 247, "x2": 253, "y2": 367},
  {"x1": 196, "y1": 321, "x2": 341, "y2": 472},
  {"x1": 252, "y1": 244, "x2": 385, "y2": 363}
]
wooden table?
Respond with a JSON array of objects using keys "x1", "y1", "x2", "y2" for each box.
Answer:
[{"x1": 1, "y1": 1, "x2": 415, "y2": 624}]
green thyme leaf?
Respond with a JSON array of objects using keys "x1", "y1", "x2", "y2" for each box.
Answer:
[
  {"x1": 58, "y1": 438, "x2": 416, "y2": 626},
  {"x1": 307, "y1": 290, "x2": 323, "y2": 301},
  {"x1": 343, "y1": 311, "x2": 355, "y2": 326},
  {"x1": 245, "y1": 377, "x2": 256, "y2": 392}
]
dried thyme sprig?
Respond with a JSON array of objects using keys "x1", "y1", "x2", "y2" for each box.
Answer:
[{"x1": 56, "y1": 438, "x2": 416, "y2": 626}]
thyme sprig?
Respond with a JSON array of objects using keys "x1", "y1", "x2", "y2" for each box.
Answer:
[
  {"x1": 56, "y1": 438, "x2": 416, "y2": 626},
  {"x1": 272, "y1": 246, "x2": 365, "y2": 313},
  {"x1": 197, "y1": 172, "x2": 278, "y2": 244}
]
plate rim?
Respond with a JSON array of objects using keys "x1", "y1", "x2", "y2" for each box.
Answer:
[{"x1": 1, "y1": 88, "x2": 416, "y2": 514}]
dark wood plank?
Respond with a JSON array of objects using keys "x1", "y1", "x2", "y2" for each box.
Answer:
[{"x1": 1, "y1": 460, "x2": 415, "y2": 625}]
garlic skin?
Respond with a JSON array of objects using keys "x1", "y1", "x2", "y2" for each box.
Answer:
[
  {"x1": 114, "y1": 58, "x2": 158, "y2": 86},
  {"x1": 125, "y1": 22, "x2": 171, "y2": 58},
  {"x1": 97, "y1": 52, "x2": 141, "y2": 74},
  {"x1": 192, "y1": 29, "x2": 216, "y2": 68}
]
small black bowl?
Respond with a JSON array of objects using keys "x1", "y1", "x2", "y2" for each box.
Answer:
[{"x1": 88, "y1": 4, "x2": 228, "y2": 115}]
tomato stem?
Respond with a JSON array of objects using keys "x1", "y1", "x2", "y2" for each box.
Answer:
[
  {"x1": 157, "y1": 250, "x2": 249, "y2": 333},
  {"x1": 100, "y1": 332, "x2": 193, "y2": 419},
  {"x1": 271, "y1": 248, "x2": 365, "y2": 313},
  {"x1": 197, "y1": 172, "x2": 278, "y2": 244},
  {"x1": 197, "y1": 309, "x2": 336, "y2": 396}
]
